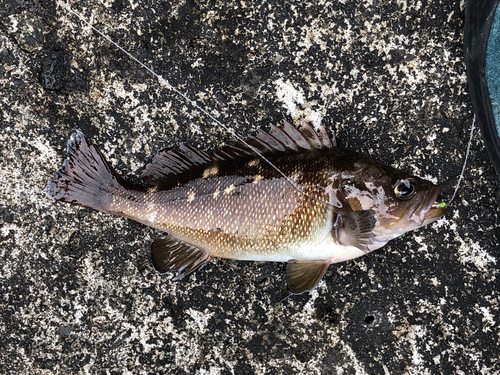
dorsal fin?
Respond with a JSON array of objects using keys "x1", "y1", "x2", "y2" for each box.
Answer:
[
  {"x1": 141, "y1": 144, "x2": 212, "y2": 183},
  {"x1": 141, "y1": 121, "x2": 336, "y2": 184},
  {"x1": 214, "y1": 121, "x2": 336, "y2": 160},
  {"x1": 282, "y1": 121, "x2": 312, "y2": 150},
  {"x1": 317, "y1": 121, "x2": 335, "y2": 148},
  {"x1": 298, "y1": 120, "x2": 322, "y2": 149}
]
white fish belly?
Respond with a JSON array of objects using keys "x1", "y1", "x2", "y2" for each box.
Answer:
[{"x1": 234, "y1": 237, "x2": 367, "y2": 263}]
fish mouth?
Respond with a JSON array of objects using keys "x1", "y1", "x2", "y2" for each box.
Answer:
[{"x1": 411, "y1": 186, "x2": 447, "y2": 226}]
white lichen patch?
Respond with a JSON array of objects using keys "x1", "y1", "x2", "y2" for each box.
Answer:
[
  {"x1": 273, "y1": 78, "x2": 323, "y2": 126},
  {"x1": 456, "y1": 236, "x2": 497, "y2": 273},
  {"x1": 475, "y1": 305, "x2": 496, "y2": 333},
  {"x1": 33, "y1": 137, "x2": 59, "y2": 163},
  {"x1": 340, "y1": 342, "x2": 370, "y2": 375},
  {"x1": 274, "y1": 78, "x2": 306, "y2": 116},
  {"x1": 185, "y1": 308, "x2": 214, "y2": 335},
  {"x1": 296, "y1": 18, "x2": 329, "y2": 54}
]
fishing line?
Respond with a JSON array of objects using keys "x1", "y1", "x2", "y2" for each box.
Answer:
[
  {"x1": 57, "y1": 0, "x2": 307, "y2": 198},
  {"x1": 448, "y1": 114, "x2": 476, "y2": 204}
]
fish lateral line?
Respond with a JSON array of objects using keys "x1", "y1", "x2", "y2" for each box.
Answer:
[{"x1": 56, "y1": 0, "x2": 328, "y2": 205}]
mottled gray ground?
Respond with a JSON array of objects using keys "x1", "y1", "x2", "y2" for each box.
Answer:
[{"x1": 1, "y1": 0, "x2": 499, "y2": 374}]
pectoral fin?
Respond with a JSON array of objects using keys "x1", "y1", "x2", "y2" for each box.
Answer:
[
  {"x1": 281, "y1": 259, "x2": 330, "y2": 300},
  {"x1": 333, "y1": 210, "x2": 376, "y2": 252},
  {"x1": 151, "y1": 236, "x2": 211, "y2": 280}
]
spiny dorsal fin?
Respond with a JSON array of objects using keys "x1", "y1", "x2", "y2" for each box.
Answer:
[
  {"x1": 298, "y1": 120, "x2": 323, "y2": 149},
  {"x1": 141, "y1": 121, "x2": 336, "y2": 183},
  {"x1": 281, "y1": 259, "x2": 331, "y2": 300},
  {"x1": 214, "y1": 121, "x2": 336, "y2": 160},
  {"x1": 141, "y1": 144, "x2": 212, "y2": 184},
  {"x1": 151, "y1": 236, "x2": 211, "y2": 280},
  {"x1": 300, "y1": 119, "x2": 335, "y2": 148}
]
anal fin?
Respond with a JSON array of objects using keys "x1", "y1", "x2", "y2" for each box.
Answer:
[
  {"x1": 151, "y1": 236, "x2": 211, "y2": 280},
  {"x1": 281, "y1": 259, "x2": 330, "y2": 300}
]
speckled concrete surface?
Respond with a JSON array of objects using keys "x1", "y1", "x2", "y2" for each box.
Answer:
[{"x1": 1, "y1": 0, "x2": 499, "y2": 374}]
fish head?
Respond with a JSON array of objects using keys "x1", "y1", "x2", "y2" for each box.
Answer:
[{"x1": 336, "y1": 164, "x2": 446, "y2": 249}]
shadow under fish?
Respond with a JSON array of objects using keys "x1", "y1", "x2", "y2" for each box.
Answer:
[{"x1": 46, "y1": 121, "x2": 446, "y2": 299}]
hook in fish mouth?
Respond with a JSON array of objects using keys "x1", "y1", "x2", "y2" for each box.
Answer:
[
  {"x1": 410, "y1": 187, "x2": 447, "y2": 226},
  {"x1": 425, "y1": 201, "x2": 447, "y2": 223}
]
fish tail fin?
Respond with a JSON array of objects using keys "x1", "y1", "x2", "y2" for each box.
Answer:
[{"x1": 46, "y1": 130, "x2": 128, "y2": 213}]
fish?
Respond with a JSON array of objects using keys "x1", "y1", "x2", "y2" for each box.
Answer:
[{"x1": 46, "y1": 121, "x2": 446, "y2": 298}]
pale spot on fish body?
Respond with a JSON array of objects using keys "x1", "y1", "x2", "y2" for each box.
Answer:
[
  {"x1": 224, "y1": 184, "x2": 235, "y2": 195},
  {"x1": 213, "y1": 188, "x2": 220, "y2": 199},
  {"x1": 253, "y1": 175, "x2": 263, "y2": 183},
  {"x1": 148, "y1": 185, "x2": 159, "y2": 193},
  {"x1": 202, "y1": 165, "x2": 218, "y2": 179},
  {"x1": 247, "y1": 158, "x2": 260, "y2": 167}
]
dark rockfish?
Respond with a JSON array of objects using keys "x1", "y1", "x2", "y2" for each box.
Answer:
[{"x1": 47, "y1": 122, "x2": 446, "y2": 297}]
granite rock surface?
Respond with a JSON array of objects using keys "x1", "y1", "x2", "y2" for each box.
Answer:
[{"x1": 1, "y1": 0, "x2": 499, "y2": 374}]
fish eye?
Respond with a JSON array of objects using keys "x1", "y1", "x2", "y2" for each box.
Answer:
[{"x1": 393, "y1": 178, "x2": 418, "y2": 200}]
